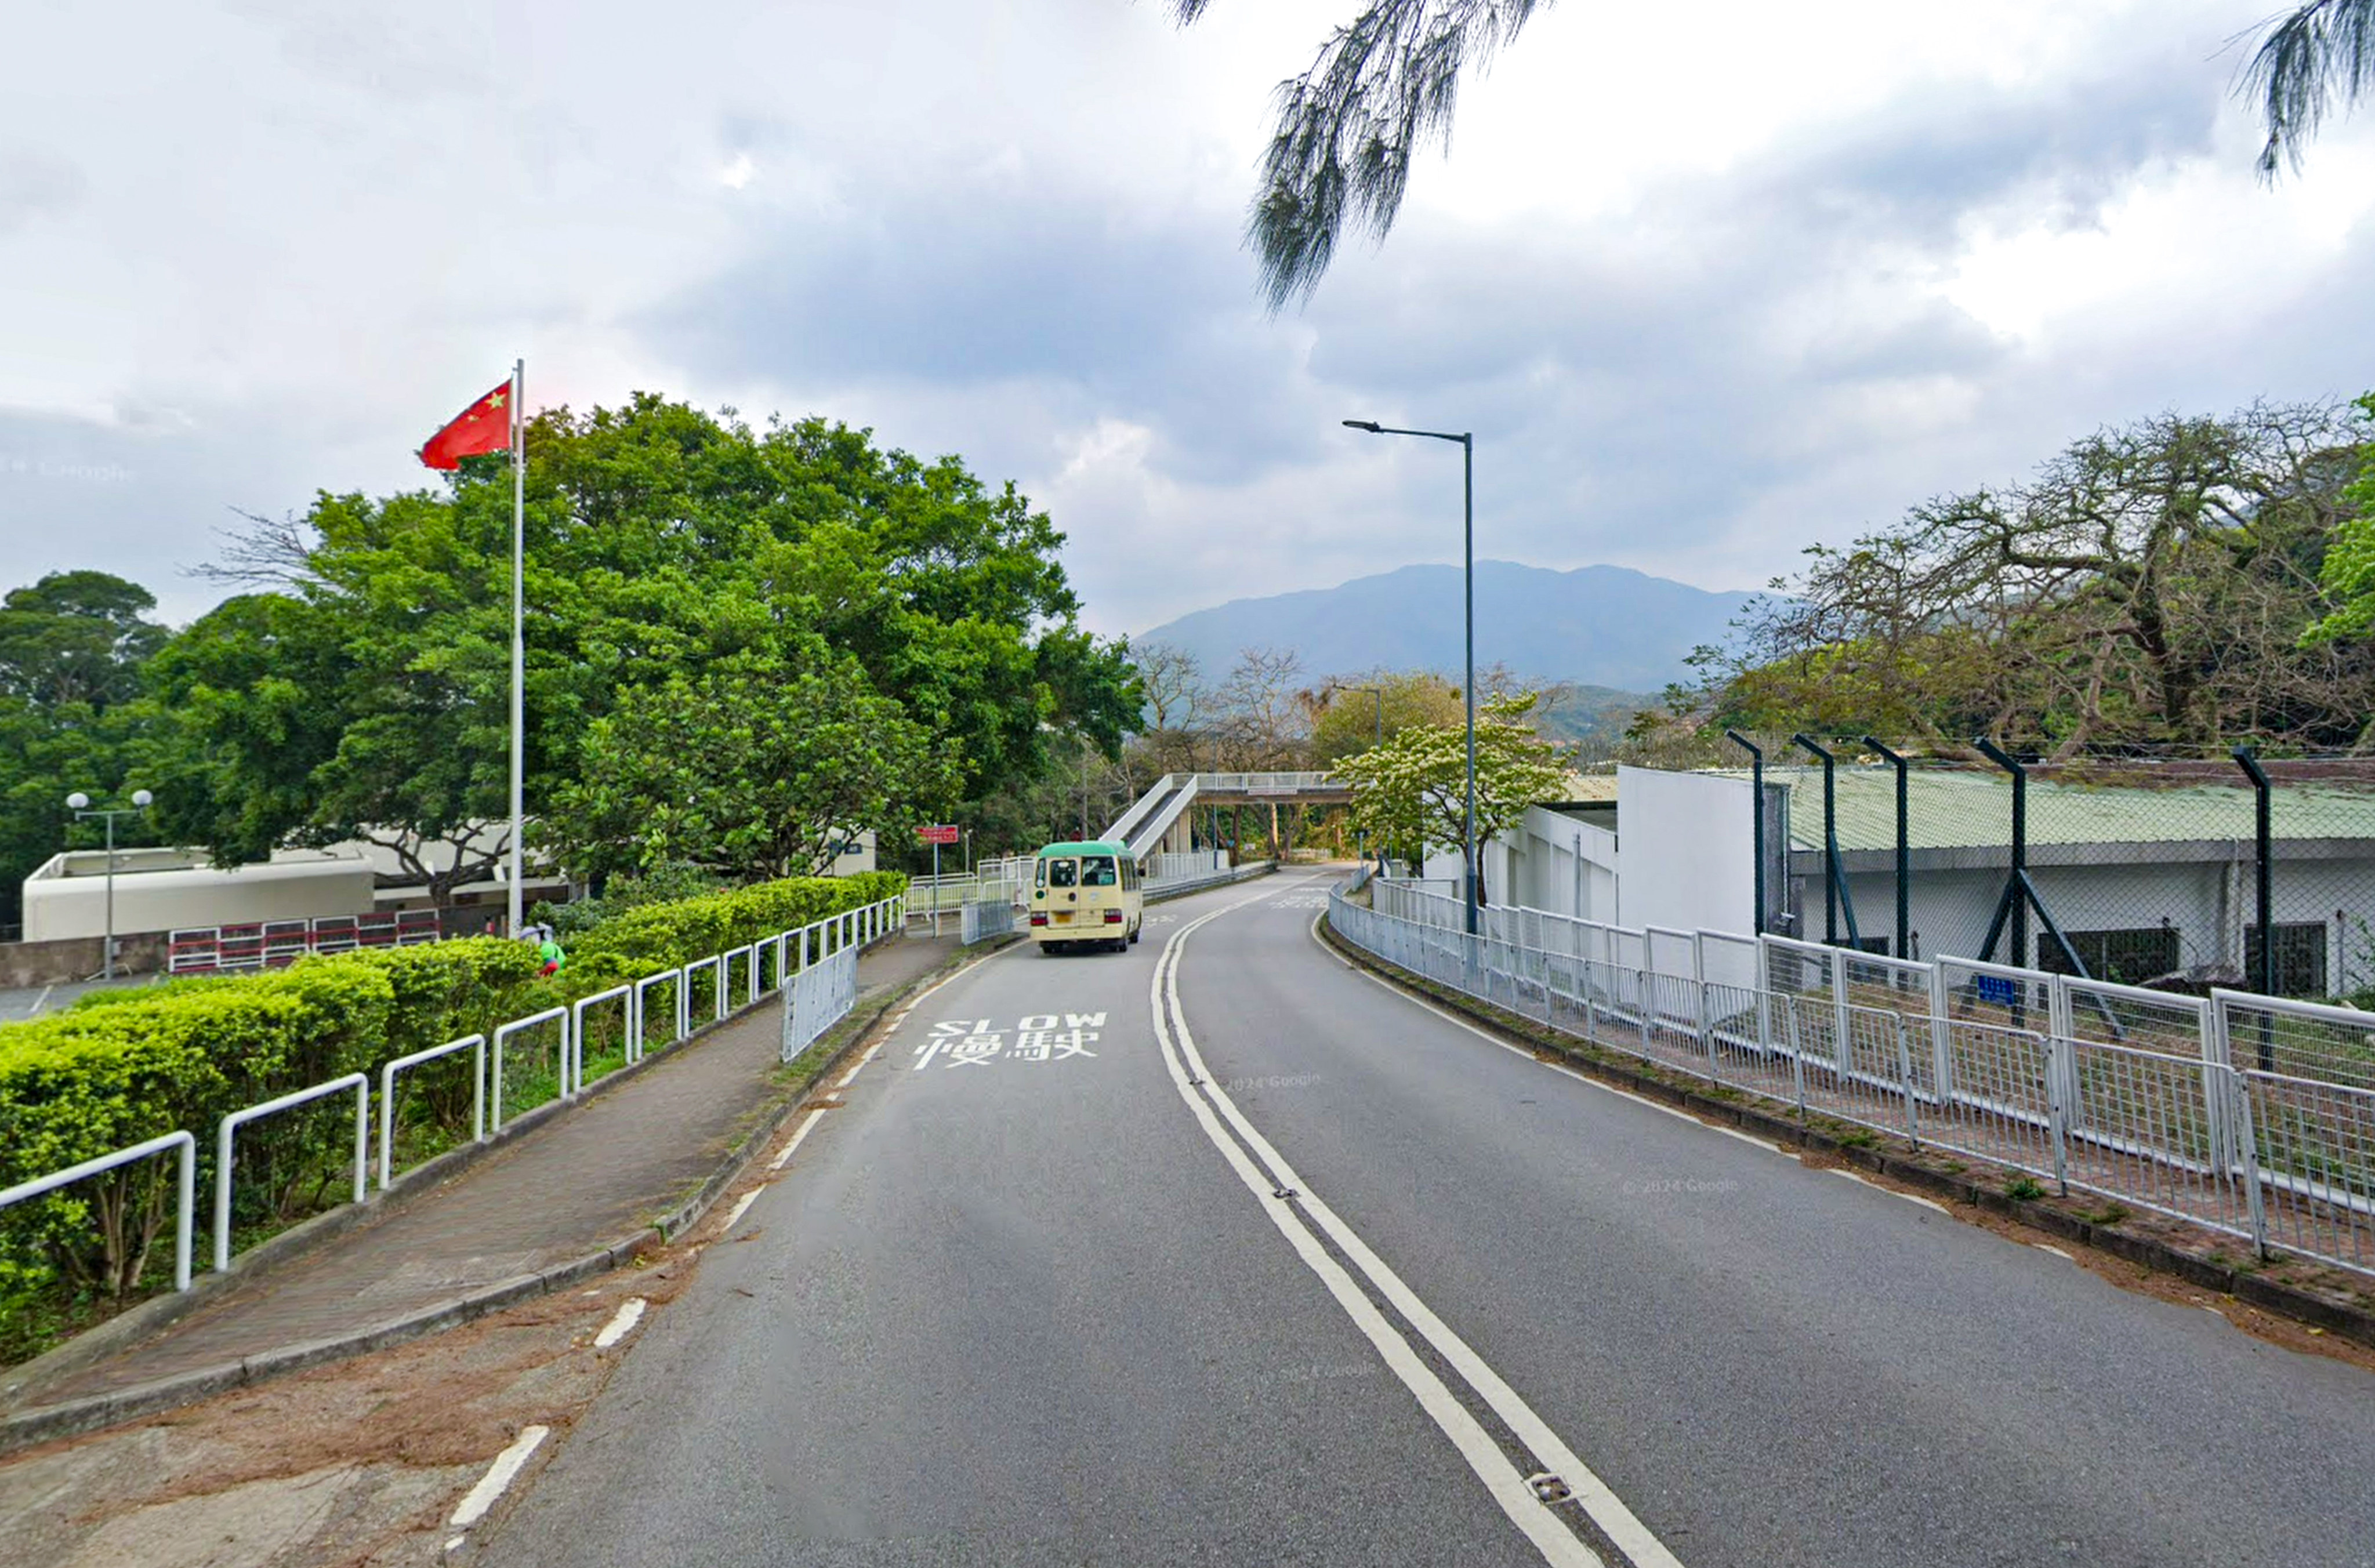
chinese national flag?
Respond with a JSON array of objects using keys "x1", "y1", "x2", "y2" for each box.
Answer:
[{"x1": 418, "y1": 380, "x2": 515, "y2": 470}]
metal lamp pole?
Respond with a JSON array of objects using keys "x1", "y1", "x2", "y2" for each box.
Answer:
[
  {"x1": 66, "y1": 789, "x2": 153, "y2": 981},
  {"x1": 1344, "y1": 420, "x2": 1477, "y2": 936}
]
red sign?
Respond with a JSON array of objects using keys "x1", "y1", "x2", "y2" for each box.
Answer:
[{"x1": 918, "y1": 824, "x2": 960, "y2": 845}]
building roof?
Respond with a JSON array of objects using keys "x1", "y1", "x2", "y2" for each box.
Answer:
[{"x1": 1765, "y1": 766, "x2": 2375, "y2": 852}]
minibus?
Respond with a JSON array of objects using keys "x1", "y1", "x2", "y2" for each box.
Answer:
[{"x1": 1029, "y1": 840, "x2": 1144, "y2": 954}]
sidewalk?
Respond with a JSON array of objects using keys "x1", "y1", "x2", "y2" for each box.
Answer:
[{"x1": 0, "y1": 930, "x2": 965, "y2": 1450}]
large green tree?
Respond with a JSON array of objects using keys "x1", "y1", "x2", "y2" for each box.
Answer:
[
  {"x1": 157, "y1": 397, "x2": 1140, "y2": 895},
  {"x1": 545, "y1": 645, "x2": 957, "y2": 882},
  {"x1": 0, "y1": 574, "x2": 172, "y2": 928}
]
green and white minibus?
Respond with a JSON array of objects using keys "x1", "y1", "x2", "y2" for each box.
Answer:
[{"x1": 1028, "y1": 840, "x2": 1143, "y2": 954}]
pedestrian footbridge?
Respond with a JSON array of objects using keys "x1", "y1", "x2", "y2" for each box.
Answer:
[{"x1": 1102, "y1": 772, "x2": 1354, "y2": 864}]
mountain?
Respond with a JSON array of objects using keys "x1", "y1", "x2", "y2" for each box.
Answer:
[{"x1": 1134, "y1": 561, "x2": 1758, "y2": 695}]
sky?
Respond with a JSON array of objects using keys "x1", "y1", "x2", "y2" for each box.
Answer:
[{"x1": 3, "y1": 0, "x2": 2373, "y2": 640}]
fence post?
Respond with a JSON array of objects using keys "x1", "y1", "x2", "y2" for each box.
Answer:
[
  {"x1": 1927, "y1": 960, "x2": 1956, "y2": 1106},
  {"x1": 1895, "y1": 1014, "x2": 1919, "y2": 1146},
  {"x1": 2046, "y1": 1032, "x2": 2071, "y2": 1196},
  {"x1": 1862, "y1": 736, "x2": 1911, "y2": 961},
  {"x1": 1725, "y1": 730, "x2": 1766, "y2": 935},
  {"x1": 2229, "y1": 1069, "x2": 2269, "y2": 1259}
]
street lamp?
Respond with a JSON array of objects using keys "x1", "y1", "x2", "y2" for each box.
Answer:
[
  {"x1": 66, "y1": 789, "x2": 153, "y2": 981},
  {"x1": 1344, "y1": 418, "x2": 1478, "y2": 937}
]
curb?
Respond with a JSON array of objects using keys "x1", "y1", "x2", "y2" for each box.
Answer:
[
  {"x1": 1316, "y1": 914, "x2": 2375, "y2": 1353},
  {"x1": 0, "y1": 935, "x2": 1001, "y2": 1460},
  {"x1": 0, "y1": 955, "x2": 815, "y2": 1417}
]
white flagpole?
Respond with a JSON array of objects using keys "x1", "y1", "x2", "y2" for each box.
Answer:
[{"x1": 507, "y1": 358, "x2": 526, "y2": 938}]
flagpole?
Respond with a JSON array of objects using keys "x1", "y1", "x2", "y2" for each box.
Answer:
[{"x1": 507, "y1": 358, "x2": 525, "y2": 939}]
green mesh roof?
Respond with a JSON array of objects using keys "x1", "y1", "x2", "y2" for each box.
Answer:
[{"x1": 1756, "y1": 768, "x2": 2375, "y2": 852}]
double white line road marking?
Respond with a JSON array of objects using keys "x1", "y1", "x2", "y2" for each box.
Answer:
[{"x1": 1151, "y1": 895, "x2": 1685, "y2": 1568}]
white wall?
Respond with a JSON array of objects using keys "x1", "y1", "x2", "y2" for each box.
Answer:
[
  {"x1": 1616, "y1": 767, "x2": 1756, "y2": 938},
  {"x1": 22, "y1": 847, "x2": 378, "y2": 940}
]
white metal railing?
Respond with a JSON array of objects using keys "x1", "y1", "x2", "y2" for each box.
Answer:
[
  {"x1": 961, "y1": 899, "x2": 1017, "y2": 944},
  {"x1": 784, "y1": 944, "x2": 858, "y2": 1062},
  {"x1": 6, "y1": 891, "x2": 908, "y2": 1301},
  {"x1": 0, "y1": 1131, "x2": 196, "y2": 1292},
  {"x1": 379, "y1": 1033, "x2": 485, "y2": 1190},
  {"x1": 215, "y1": 1074, "x2": 369, "y2": 1272},
  {"x1": 1329, "y1": 882, "x2": 2375, "y2": 1281}
]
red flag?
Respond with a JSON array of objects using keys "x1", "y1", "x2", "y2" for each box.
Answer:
[{"x1": 418, "y1": 380, "x2": 515, "y2": 470}]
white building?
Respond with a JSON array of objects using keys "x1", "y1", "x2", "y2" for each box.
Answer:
[
  {"x1": 1453, "y1": 763, "x2": 2375, "y2": 999},
  {"x1": 21, "y1": 845, "x2": 379, "y2": 942}
]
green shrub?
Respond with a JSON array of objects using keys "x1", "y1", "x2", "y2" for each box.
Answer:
[{"x1": 0, "y1": 872, "x2": 903, "y2": 1339}]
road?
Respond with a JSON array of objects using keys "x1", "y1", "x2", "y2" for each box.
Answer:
[{"x1": 481, "y1": 870, "x2": 2375, "y2": 1567}]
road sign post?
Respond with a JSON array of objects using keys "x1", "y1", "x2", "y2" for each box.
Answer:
[{"x1": 920, "y1": 825, "x2": 960, "y2": 937}]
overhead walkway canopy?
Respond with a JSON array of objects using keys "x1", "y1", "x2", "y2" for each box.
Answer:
[{"x1": 1101, "y1": 772, "x2": 1355, "y2": 864}]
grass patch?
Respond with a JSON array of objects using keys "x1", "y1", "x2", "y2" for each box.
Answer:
[{"x1": 2005, "y1": 1175, "x2": 2046, "y2": 1202}]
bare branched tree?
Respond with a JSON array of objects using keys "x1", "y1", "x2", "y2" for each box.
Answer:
[{"x1": 186, "y1": 508, "x2": 321, "y2": 588}]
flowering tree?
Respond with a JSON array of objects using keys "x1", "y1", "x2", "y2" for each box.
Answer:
[{"x1": 1330, "y1": 692, "x2": 1570, "y2": 875}]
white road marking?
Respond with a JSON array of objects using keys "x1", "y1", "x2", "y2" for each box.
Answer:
[
  {"x1": 2033, "y1": 1243, "x2": 2075, "y2": 1261},
  {"x1": 1164, "y1": 900, "x2": 1684, "y2": 1568},
  {"x1": 721, "y1": 1189, "x2": 761, "y2": 1232},
  {"x1": 592, "y1": 1297, "x2": 647, "y2": 1349},
  {"x1": 1315, "y1": 914, "x2": 1787, "y2": 1153},
  {"x1": 1824, "y1": 1167, "x2": 1950, "y2": 1215},
  {"x1": 448, "y1": 1424, "x2": 549, "y2": 1528},
  {"x1": 770, "y1": 1108, "x2": 828, "y2": 1170},
  {"x1": 27, "y1": 984, "x2": 53, "y2": 1017}
]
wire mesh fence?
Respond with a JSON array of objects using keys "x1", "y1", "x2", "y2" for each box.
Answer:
[
  {"x1": 1738, "y1": 747, "x2": 2375, "y2": 1022},
  {"x1": 1335, "y1": 878, "x2": 2375, "y2": 1280}
]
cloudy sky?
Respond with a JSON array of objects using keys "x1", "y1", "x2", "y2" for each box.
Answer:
[{"x1": 5, "y1": 0, "x2": 2373, "y2": 639}]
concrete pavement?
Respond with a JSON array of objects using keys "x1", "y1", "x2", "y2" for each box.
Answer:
[
  {"x1": 484, "y1": 869, "x2": 2375, "y2": 1567},
  {"x1": 0, "y1": 929, "x2": 964, "y2": 1453}
]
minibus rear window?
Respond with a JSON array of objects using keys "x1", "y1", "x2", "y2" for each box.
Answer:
[
  {"x1": 1081, "y1": 856, "x2": 1117, "y2": 886},
  {"x1": 1047, "y1": 859, "x2": 1079, "y2": 888}
]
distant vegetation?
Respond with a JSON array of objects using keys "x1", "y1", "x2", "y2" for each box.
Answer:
[{"x1": 1631, "y1": 397, "x2": 2375, "y2": 761}]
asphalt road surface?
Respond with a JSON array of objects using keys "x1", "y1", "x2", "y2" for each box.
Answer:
[{"x1": 482, "y1": 871, "x2": 2375, "y2": 1567}]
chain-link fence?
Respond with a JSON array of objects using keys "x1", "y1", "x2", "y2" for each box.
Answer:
[{"x1": 1732, "y1": 743, "x2": 2375, "y2": 1029}]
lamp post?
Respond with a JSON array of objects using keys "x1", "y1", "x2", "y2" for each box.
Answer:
[
  {"x1": 1343, "y1": 419, "x2": 1477, "y2": 936},
  {"x1": 66, "y1": 789, "x2": 153, "y2": 981}
]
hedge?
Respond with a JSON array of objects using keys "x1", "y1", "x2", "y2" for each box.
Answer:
[{"x1": 0, "y1": 871, "x2": 905, "y2": 1341}]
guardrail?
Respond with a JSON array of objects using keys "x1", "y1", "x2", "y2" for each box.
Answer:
[
  {"x1": 960, "y1": 899, "x2": 1017, "y2": 944},
  {"x1": 5, "y1": 893, "x2": 909, "y2": 1296},
  {"x1": 783, "y1": 945, "x2": 858, "y2": 1062},
  {"x1": 1330, "y1": 884, "x2": 2375, "y2": 1279},
  {"x1": 169, "y1": 909, "x2": 441, "y2": 974}
]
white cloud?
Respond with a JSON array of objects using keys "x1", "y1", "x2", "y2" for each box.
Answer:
[{"x1": 0, "y1": 0, "x2": 2370, "y2": 649}]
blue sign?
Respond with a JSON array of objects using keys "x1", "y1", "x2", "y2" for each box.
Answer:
[{"x1": 1975, "y1": 974, "x2": 2019, "y2": 1007}]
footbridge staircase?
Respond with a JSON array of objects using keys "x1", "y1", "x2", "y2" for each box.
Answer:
[{"x1": 1101, "y1": 772, "x2": 1355, "y2": 865}]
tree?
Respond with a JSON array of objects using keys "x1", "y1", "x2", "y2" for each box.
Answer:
[
  {"x1": 2246, "y1": 0, "x2": 2375, "y2": 179},
  {"x1": 0, "y1": 572, "x2": 168, "y2": 712},
  {"x1": 1696, "y1": 402, "x2": 2375, "y2": 755},
  {"x1": 2303, "y1": 393, "x2": 2375, "y2": 648},
  {"x1": 0, "y1": 573, "x2": 173, "y2": 928},
  {"x1": 1213, "y1": 646, "x2": 1315, "y2": 768},
  {"x1": 165, "y1": 397, "x2": 1141, "y2": 894},
  {"x1": 1173, "y1": 2, "x2": 2366, "y2": 304},
  {"x1": 1310, "y1": 669, "x2": 1463, "y2": 763},
  {"x1": 542, "y1": 646, "x2": 956, "y2": 883},
  {"x1": 1331, "y1": 691, "x2": 1571, "y2": 871}
]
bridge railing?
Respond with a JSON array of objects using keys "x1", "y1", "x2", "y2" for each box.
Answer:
[{"x1": 1328, "y1": 880, "x2": 2375, "y2": 1282}]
